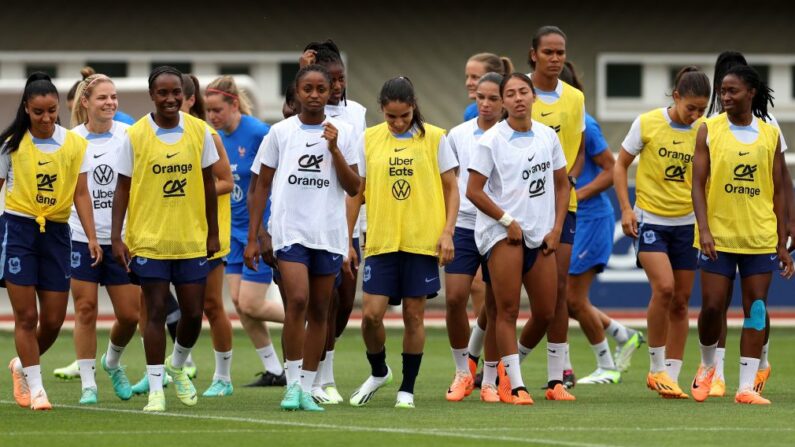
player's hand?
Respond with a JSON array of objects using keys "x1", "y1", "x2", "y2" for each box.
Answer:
[
  {"x1": 437, "y1": 232, "x2": 454, "y2": 266},
  {"x1": 243, "y1": 241, "x2": 260, "y2": 271},
  {"x1": 507, "y1": 221, "x2": 523, "y2": 245},
  {"x1": 778, "y1": 245, "x2": 794, "y2": 279},
  {"x1": 342, "y1": 243, "x2": 359, "y2": 280},
  {"x1": 258, "y1": 228, "x2": 276, "y2": 268},
  {"x1": 699, "y1": 229, "x2": 718, "y2": 261},
  {"x1": 206, "y1": 235, "x2": 220, "y2": 259},
  {"x1": 542, "y1": 229, "x2": 560, "y2": 256},
  {"x1": 299, "y1": 49, "x2": 317, "y2": 68},
  {"x1": 88, "y1": 239, "x2": 103, "y2": 267},
  {"x1": 111, "y1": 240, "x2": 131, "y2": 272},
  {"x1": 621, "y1": 208, "x2": 638, "y2": 238},
  {"x1": 323, "y1": 122, "x2": 339, "y2": 153}
]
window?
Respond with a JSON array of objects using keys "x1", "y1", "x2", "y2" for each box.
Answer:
[
  {"x1": 26, "y1": 64, "x2": 57, "y2": 78},
  {"x1": 750, "y1": 64, "x2": 769, "y2": 84},
  {"x1": 606, "y1": 63, "x2": 641, "y2": 98},
  {"x1": 86, "y1": 61, "x2": 128, "y2": 78},
  {"x1": 279, "y1": 62, "x2": 300, "y2": 96},
  {"x1": 219, "y1": 64, "x2": 250, "y2": 76},
  {"x1": 150, "y1": 61, "x2": 192, "y2": 74}
]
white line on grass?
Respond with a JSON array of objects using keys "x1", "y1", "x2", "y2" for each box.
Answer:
[
  {"x1": 2, "y1": 429, "x2": 292, "y2": 436},
  {"x1": 428, "y1": 427, "x2": 795, "y2": 433},
  {"x1": 0, "y1": 400, "x2": 610, "y2": 447}
]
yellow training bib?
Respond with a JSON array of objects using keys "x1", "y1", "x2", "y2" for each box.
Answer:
[
  {"x1": 532, "y1": 80, "x2": 584, "y2": 212},
  {"x1": 206, "y1": 126, "x2": 230, "y2": 261},
  {"x1": 363, "y1": 123, "x2": 446, "y2": 257},
  {"x1": 635, "y1": 109, "x2": 703, "y2": 217},
  {"x1": 125, "y1": 113, "x2": 209, "y2": 259},
  {"x1": 695, "y1": 113, "x2": 779, "y2": 254},
  {"x1": 5, "y1": 129, "x2": 88, "y2": 232}
]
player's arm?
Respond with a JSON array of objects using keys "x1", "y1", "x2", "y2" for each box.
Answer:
[
  {"x1": 244, "y1": 164, "x2": 275, "y2": 269},
  {"x1": 691, "y1": 123, "x2": 714, "y2": 260},
  {"x1": 211, "y1": 133, "x2": 234, "y2": 195},
  {"x1": 111, "y1": 174, "x2": 131, "y2": 270},
  {"x1": 203, "y1": 165, "x2": 220, "y2": 257},
  {"x1": 438, "y1": 169, "x2": 458, "y2": 266},
  {"x1": 576, "y1": 149, "x2": 615, "y2": 202},
  {"x1": 614, "y1": 149, "x2": 638, "y2": 238}
]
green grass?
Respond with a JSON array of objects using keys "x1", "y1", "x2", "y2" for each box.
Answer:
[{"x1": 1, "y1": 327, "x2": 795, "y2": 447}]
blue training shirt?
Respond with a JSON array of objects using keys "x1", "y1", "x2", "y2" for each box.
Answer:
[
  {"x1": 113, "y1": 110, "x2": 135, "y2": 125},
  {"x1": 220, "y1": 114, "x2": 271, "y2": 242},
  {"x1": 575, "y1": 114, "x2": 614, "y2": 219},
  {"x1": 464, "y1": 102, "x2": 478, "y2": 121}
]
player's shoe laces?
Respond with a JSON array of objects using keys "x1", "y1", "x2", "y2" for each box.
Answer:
[
  {"x1": 735, "y1": 388, "x2": 770, "y2": 405},
  {"x1": 9, "y1": 357, "x2": 30, "y2": 408},
  {"x1": 244, "y1": 370, "x2": 286, "y2": 387},
  {"x1": 79, "y1": 387, "x2": 98, "y2": 405},
  {"x1": 709, "y1": 378, "x2": 726, "y2": 397},
  {"x1": 445, "y1": 370, "x2": 474, "y2": 401},
  {"x1": 754, "y1": 364, "x2": 771, "y2": 394},
  {"x1": 131, "y1": 372, "x2": 172, "y2": 395},
  {"x1": 545, "y1": 383, "x2": 576, "y2": 401},
  {"x1": 202, "y1": 379, "x2": 233, "y2": 397},
  {"x1": 280, "y1": 382, "x2": 301, "y2": 411},
  {"x1": 614, "y1": 330, "x2": 644, "y2": 372},
  {"x1": 30, "y1": 389, "x2": 52, "y2": 411},
  {"x1": 311, "y1": 386, "x2": 335, "y2": 404},
  {"x1": 101, "y1": 354, "x2": 132, "y2": 400},
  {"x1": 577, "y1": 368, "x2": 621, "y2": 384},
  {"x1": 300, "y1": 390, "x2": 325, "y2": 412},
  {"x1": 511, "y1": 387, "x2": 534, "y2": 405},
  {"x1": 691, "y1": 365, "x2": 715, "y2": 402},
  {"x1": 323, "y1": 385, "x2": 344, "y2": 404},
  {"x1": 143, "y1": 390, "x2": 166, "y2": 412},
  {"x1": 480, "y1": 383, "x2": 500, "y2": 403},
  {"x1": 54, "y1": 360, "x2": 80, "y2": 380},
  {"x1": 165, "y1": 355, "x2": 197, "y2": 407},
  {"x1": 349, "y1": 367, "x2": 393, "y2": 407}
]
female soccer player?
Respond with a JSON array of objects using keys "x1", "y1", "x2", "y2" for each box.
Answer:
[
  {"x1": 205, "y1": 75, "x2": 287, "y2": 388},
  {"x1": 245, "y1": 64, "x2": 360, "y2": 412},
  {"x1": 614, "y1": 66, "x2": 711, "y2": 398},
  {"x1": 346, "y1": 76, "x2": 458, "y2": 409},
  {"x1": 463, "y1": 53, "x2": 514, "y2": 122},
  {"x1": 2, "y1": 72, "x2": 101, "y2": 410},
  {"x1": 690, "y1": 65, "x2": 793, "y2": 405},
  {"x1": 111, "y1": 66, "x2": 220, "y2": 412},
  {"x1": 444, "y1": 71, "x2": 506, "y2": 401},
  {"x1": 65, "y1": 73, "x2": 140, "y2": 405},
  {"x1": 467, "y1": 72, "x2": 570, "y2": 405}
]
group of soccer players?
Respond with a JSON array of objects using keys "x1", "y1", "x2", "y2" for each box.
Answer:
[{"x1": 1, "y1": 27, "x2": 791, "y2": 412}]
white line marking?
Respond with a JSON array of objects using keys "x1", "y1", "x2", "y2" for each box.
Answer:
[
  {"x1": 2, "y1": 429, "x2": 293, "y2": 436},
  {"x1": 426, "y1": 426, "x2": 795, "y2": 433}
]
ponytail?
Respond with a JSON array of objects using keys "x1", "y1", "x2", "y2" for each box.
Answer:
[
  {"x1": 181, "y1": 74, "x2": 206, "y2": 120},
  {"x1": 672, "y1": 66, "x2": 710, "y2": 100},
  {"x1": 468, "y1": 53, "x2": 514, "y2": 76},
  {"x1": 0, "y1": 72, "x2": 59, "y2": 154}
]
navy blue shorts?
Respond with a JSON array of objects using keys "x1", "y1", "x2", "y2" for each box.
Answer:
[
  {"x1": 71, "y1": 242, "x2": 130, "y2": 286},
  {"x1": 129, "y1": 256, "x2": 210, "y2": 285},
  {"x1": 561, "y1": 211, "x2": 577, "y2": 245},
  {"x1": 334, "y1": 237, "x2": 361, "y2": 289},
  {"x1": 636, "y1": 223, "x2": 698, "y2": 271},
  {"x1": 444, "y1": 227, "x2": 483, "y2": 276},
  {"x1": 481, "y1": 243, "x2": 540, "y2": 284},
  {"x1": 0, "y1": 214, "x2": 72, "y2": 292},
  {"x1": 362, "y1": 251, "x2": 440, "y2": 306},
  {"x1": 569, "y1": 215, "x2": 614, "y2": 275},
  {"x1": 226, "y1": 237, "x2": 273, "y2": 284},
  {"x1": 698, "y1": 251, "x2": 779, "y2": 280},
  {"x1": 276, "y1": 244, "x2": 342, "y2": 276}
]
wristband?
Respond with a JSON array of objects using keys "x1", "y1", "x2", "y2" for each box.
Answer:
[{"x1": 498, "y1": 212, "x2": 514, "y2": 227}]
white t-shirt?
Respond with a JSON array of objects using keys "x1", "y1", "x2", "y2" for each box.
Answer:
[
  {"x1": 260, "y1": 115, "x2": 358, "y2": 256},
  {"x1": 0, "y1": 125, "x2": 91, "y2": 219},
  {"x1": 116, "y1": 112, "x2": 219, "y2": 177},
  {"x1": 447, "y1": 118, "x2": 484, "y2": 230},
  {"x1": 356, "y1": 126, "x2": 458, "y2": 178},
  {"x1": 469, "y1": 120, "x2": 567, "y2": 254},
  {"x1": 68, "y1": 121, "x2": 129, "y2": 244}
]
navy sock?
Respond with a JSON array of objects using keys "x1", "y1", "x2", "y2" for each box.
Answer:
[
  {"x1": 366, "y1": 348, "x2": 388, "y2": 377},
  {"x1": 399, "y1": 352, "x2": 423, "y2": 394}
]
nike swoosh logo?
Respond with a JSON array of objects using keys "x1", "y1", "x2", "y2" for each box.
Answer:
[
  {"x1": 166, "y1": 152, "x2": 179, "y2": 158},
  {"x1": 570, "y1": 228, "x2": 576, "y2": 234},
  {"x1": 332, "y1": 255, "x2": 341, "y2": 261},
  {"x1": 739, "y1": 152, "x2": 750, "y2": 156},
  {"x1": 93, "y1": 152, "x2": 107, "y2": 159},
  {"x1": 528, "y1": 155, "x2": 536, "y2": 162},
  {"x1": 199, "y1": 260, "x2": 208, "y2": 266},
  {"x1": 673, "y1": 140, "x2": 684, "y2": 145},
  {"x1": 305, "y1": 142, "x2": 320, "y2": 147},
  {"x1": 394, "y1": 147, "x2": 407, "y2": 152},
  {"x1": 331, "y1": 114, "x2": 340, "y2": 118},
  {"x1": 770, "y1": 255, "x2": 778, "y2": 261},
  {"x1": 740, "y1": 362, "x2": 748, "y2": 366},
  {"x1": 577, "y1": 250, "x2": 588, "y2": 259},
  {"x1": 38, "y1": 160, "x2": 52, "y2": 166},
  {"x1": 541, "y1": 112, "x2": 553, "y2": 117},
  {"x1": 424, "y1": 277, "x2": 438, "y2": 283},
  {"x1": 151, "y1": 373, "x2": 162, "y2": 377}
]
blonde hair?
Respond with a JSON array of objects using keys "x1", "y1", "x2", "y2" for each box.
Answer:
[
  {"x1": 468, "y1": 53, "x2": 514, "y2": 76},
  {"x1": 70, "y1": 73, "x2": 114, "y2": 128},
  {"x1": 206, "y1": 75, "x2": 253, "y2": 115}
]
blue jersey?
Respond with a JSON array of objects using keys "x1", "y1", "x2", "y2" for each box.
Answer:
[
  {"x1": 575, "y1": 114, "x2": 614, "y2": 219},
  {"x1": 221, "y1": 114, "x2": 271, "y2": 242},
  {"x1": 464, "y1": 102, "x2": 478, "y2": 121},
  {"x1": 113, "y1": 110, "x2": 135, "y2": 125}
]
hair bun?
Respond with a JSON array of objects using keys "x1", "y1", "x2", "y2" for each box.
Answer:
[
  {"x1": 80, "y1": 66, "x2": 96, "y2": 79},
  {"x1": 25, "y1": 72, "x2": 52, "y2": 86}
]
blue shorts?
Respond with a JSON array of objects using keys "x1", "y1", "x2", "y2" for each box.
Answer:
[
  {"x1": 226, "y1": 237, "x2": 273, "y2": 284},
  {"x1": 481, "y1": 243, "x2": 540, "y2": 284},
  {"x1": 129, "y1": 256, "x2": 210, "y2": 285},
  {"x1": 0, "y1": 214, "x2": 72, "y2": 292},
  {"x1": 561, "y1": 211, "x2": 577, "y2": 245},
  {"x1": 334, "y1": 237, "x2": 361, "y2": 289},
  {"x1": 698, "y1": 251, "x2": 779, "y2": 280},
  {"x1": 569, "y1": 215, "x2": 614, "y2": 275},
  {"x1": 276, "y1": 244, "x2": 343, "y2": 276},
  {"x1": 636, "y1": 223, "x2": 698, "y2": 271},
  {"x1": 444, "y1": 227, "x2": 483, "y2": 276},
  {"x1": 71, "y1": 241, "x2": 130, "y2": 286},
  {"x1": 362, "y1": 251, "x2": 440, "y2": 306}
]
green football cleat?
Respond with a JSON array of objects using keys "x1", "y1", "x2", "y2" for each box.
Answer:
[
  {"x1": 280, "y1": 382, "x2": 301, "y2": 411},
  {"x1": 165, "y1": 356, "x2": 197, "y2": 407},
  {"x1": 54, "y1": 360, "x2": 80, "y2": 380},
  {"x1": 202, "y1": 380, "x2": 234, "y2": 397},
  {"x1": 79, "y1": 387, "x2": 98, "y2": 405},
  {"x1": 183, "y1": 362, "x2": 198, "y2": 380},
  {"x1": 299, "y1": 390, "x2": 325, "y2": 412},
  {"x1": 143, "y1": 390, "x2": 166, "y2": 412},
  {"x1": 577, "y1": 368, "x2": 622, "y2": 384},
  {"x1": 323, "y1": 385, "x2": 344, "y2": 404},
  {"x1": 614, "y1": 330, "x2": 645, "y2": 372},
  {"x1": 101, "y1": 354, "x2": 132, "y2": 400}
]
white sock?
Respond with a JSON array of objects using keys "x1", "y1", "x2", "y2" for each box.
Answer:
[
  {"x1": 501, "y1": 354, "x2": 525, "y2": 390},
  {"x1": 170, "y1": 341, "x2": 192, "y2": 369},
  {"x1": 105, "y1": 341, "x2": 125, "y2": 369},
  {"x1": 285, "y1": 359, "x2": 302, "y2": 386},
  {"x1": 313, "y1": 360, "x2": 325, "y2": 388},
  {"x1": 564, "y1": 343, "x2": 572, "y2": 370},
  {"x1": 482, "y1": 361, "x2": 498, "y2": 386},
  {"x1": 607, "y1": 320, "x2": 629, "y2": 344},
  {"x1": 185, "y1": 352, "x2": 195, "y2": 367},
  {"x1": 452, "y1": 347, "x2": 470, "y2": 373},
  {"x1": 78, "y1": 359, "x2": 97, "y2": 389},
  {"x1": 23, "y1": 365, "x2": 44, "y2": 396},
  {"x1": 759, "y1": 341, "x2": 770, "y2": 370},
  {"x1": 321, "y1": 350, "x2": 335, "y2": 386},
  {"x1": 518, "y1": 342, "x2": 533, "y2": 363},
  {"x1": 665, "y1": 359, "x2": 683, "y2": 382},
  {"x1": 715, "y1": 348, "x2": 726, "y2": 380},
  {"x1": 300, "y1": 369, "x2": 317, "y2": 393},
  {"x1": 547, "y1": 342, "x2": 567, "y2": 383},
  {"x1": 213, "y1": 350, "x2": 232, "y2": 382},
  {"x1": 467, "y1": 323, "x2": 486, "y2": 358},
  {"x1": 700, "y1": 342, "x2": 718, "y2": 368},
  {"x1": 257, "y1": 344, "x2": 284, "y2": 375},
  {"x1": 147, "y1": 364, "x2": 165, "y2": 393},
  {"x1": 592, "y1": 340, "x2": 616, "y2": 370},
  {"x1": 739, "y1": 357, "x2": 760, "y2": 392},
  {"x1": 649, "y1": 346, "x2": 666, "y2": 373}
]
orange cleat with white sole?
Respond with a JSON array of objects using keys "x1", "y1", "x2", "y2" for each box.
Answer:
[
  {"x1": 691, "y1": 365, "x2": 716, "y2": 403},
  {"x1": 647, "y1": 371, "x2": 686, "y2": 398},
  {"x1": 512, "y1": 388, "x2": 534, "y2": 405},
  {"x1": 709, "y1": 378, "x2": 726, "y2": 397},
  {"x1": 480, "y1": 383, "x2": 500, "y2": 403},
  {"x1": 497, "y1": 362, "x2": 512, "y2": 403},
  {"x1": 30, "y1": 389, "x2": 52, "y2": 411},
  {"x1": 754, "y1": 365, "x2": 771, "y2": 395},
  {"x1": 8, "y1": 358, "x2": 30, "y2": 408},
  {"x1": 735, "y1": 389, "x2": 770, "y2": 405},
  {"x1": 445, "y1": 371, "x2": 474, "y2": 402},
  {"x1": 545, "y1": 383, "x2": 576, "y2": 401}
]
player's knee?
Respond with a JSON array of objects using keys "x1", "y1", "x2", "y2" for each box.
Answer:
[
  {"x1": 16, "y1": 308, "x2": 38, "y2": 332},
  {"x1": 362, "y1": 307, "x2": 383, "y2": 329},
  {"x1": 497, "y1": 301, "x2": 520, "y2": 323},
  {"x1": 654, "y1": 282, "x2": 675, "y2": 302},
  {"x1": 116, "y1": 307, "x2": 140, "y2": 329},
  {"x1": 74, "y1": 299, "x2": 98, "y2": 325},
  {"x1": 669, "y1": 295, "x2": 689, "y2": 320},
  {"x1": 39, "y1": 311, "x2": 65, "y2": 332},
  {"x1": 286, "y1": 293, "x2": 308, "y2": 314}
]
